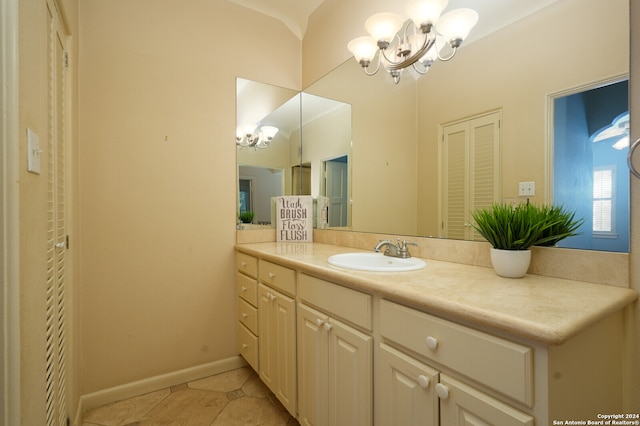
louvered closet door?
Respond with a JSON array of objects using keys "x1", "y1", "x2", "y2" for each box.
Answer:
[
  {"x1": 45, "y1": 0, "x2": 69, "y2": 424},
  {"x1": 441, "y1": 111, "x2": 501, "y2": 241},
  {"x1": 442, "y1": 122, "x2": 469, "y2": 240}
]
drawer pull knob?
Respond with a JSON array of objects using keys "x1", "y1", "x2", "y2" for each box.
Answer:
[
  {"x1": 268, "y1": 272, "x2": 275, "y2": 279},
  {"x1": 426, "y1": 336, "x2": 439, "y2": 350},
  {"x1": 418, "y1": 375, "x2": 430, "y2": 389},
  {"x1": 435, "y1": 383, "x2": 449, "y2": 400},
  {"x1": 242, "y1": 344, "x2": 248, "y2": 349},
  {"x1": 242, "y1": 313, "x2": 248, "y2": 318},
  {"x1": 241, "y1": 286, "x2": 247, "y2": 292},
  {"x1": 315, "y1": 318, "x2": 324, "y2": 327},
  {"x1": 241, "y1": 261, "x2": 247, "y2": 267},
  {"x1": 324, "y1": 322, "x2": 333, "y2": 332},
  {"x1": 269, "y1": 293, "x2": 276, "y2": 301}
]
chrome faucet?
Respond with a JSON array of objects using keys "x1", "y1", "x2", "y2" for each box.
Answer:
[{"x1": 374, "y1": 238, "x2": 418, "y2": 259}]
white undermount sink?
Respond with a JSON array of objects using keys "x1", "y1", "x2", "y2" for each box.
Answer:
[{"x1": 327, "y1": 252, "x2": 426, "y2": 272}]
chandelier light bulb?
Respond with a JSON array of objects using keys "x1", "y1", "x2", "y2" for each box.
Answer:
[
  {"x1": 405, "y1": 0, "x2": 449, "y2": 28},
  {"x1": 260, "y1": 125, "x2": 279, "y2": 140},
  {"x1": 365, "y1": 13, "x2": 404, "y2": 43},
  {"x1": 437, "y1": 8, "x2": 478, "y2": 47},
  {"x1": 347, "y1": 36, "x2": 379, "y2": 64}
]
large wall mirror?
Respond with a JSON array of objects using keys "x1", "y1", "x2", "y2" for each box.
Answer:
[{"x1": 237, "y1": 0, "x2": 629, "y2": 252}]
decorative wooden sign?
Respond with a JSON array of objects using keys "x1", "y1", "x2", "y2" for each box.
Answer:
[{"x1": 276, "y1": 196, "x2": 313, "y2": 242}]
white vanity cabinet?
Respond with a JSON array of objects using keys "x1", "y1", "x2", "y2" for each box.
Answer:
[
  {"x1": 257, "y1": 260, "x2": 297, "y2": 417},
  {"x1": 377, "y1": 299, "x2": 534, "y2": 426},
  {"x1": 297, "y1": 274, "x2": 373, "y2": 426},
  {"x1": 235, "y1": 245, "x2": 634, "y2": 425},
  {"x1": 235, "y1": 252, "x2": 259, "y2": 371}
]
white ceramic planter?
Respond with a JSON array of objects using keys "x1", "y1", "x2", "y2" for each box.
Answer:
[{"x1": 490, "y1": 248, "x2": 531, "y2": 278}]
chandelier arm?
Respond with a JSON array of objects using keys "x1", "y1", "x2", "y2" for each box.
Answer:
[
  {"x1": 363, "y1": 52, "x2": 382, "y2": 76},
  {"x1": 437, "y1": 45, "x2": 458, "y2": 62},
  {"x1": 381, "y1": 36, "x2": 436, "y2": 71},
  {"x1": 412, "y1": 62, "x2": 429, "y2": 75}
]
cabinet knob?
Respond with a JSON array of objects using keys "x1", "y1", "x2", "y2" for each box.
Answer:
[
  {"x1": 435, "y1": 383, "x2": 449, "y2": 400},
  {"x1": 241, "y1": 286, "x2": 247, "y2": 292},
  {"x1": 315, "y1": 318, "x2": 324, "y2": 327},
  {"x1": 268, "y1": 272, "x2": 275, "y2": 279},
  {"x1": 426, "y1": 336, "x2": 438, "y2": 350},
  {"x1": 269, "y1": 293, "x2": 276, "y2": 301},
  {"x1": 242, "y1": 313, "x2": 248, "y2": 318},
  {"x1": 323, "y1": 322, "x2": 333, "y2": 332},
  {"x1": 418, "y1": 375, "x2": 430, "y2": 389},
  {"x1": 242, "y1": 344, "x2": 248, "y2": 349},
  {"x1": 241, "y1": 261, "x2": 247, "y2": 267}
]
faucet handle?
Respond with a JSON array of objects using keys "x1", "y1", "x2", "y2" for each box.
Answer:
[{"x1": 401, "y1": 240, "x2": 418, "y2": 249}]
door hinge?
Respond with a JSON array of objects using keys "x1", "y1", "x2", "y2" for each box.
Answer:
[
  {"x1": 64, "y1": 51, "x2": 69, "y2": 68},
  {"x1": 65, "y1": 235, "x2": 70, "y2": 249}
]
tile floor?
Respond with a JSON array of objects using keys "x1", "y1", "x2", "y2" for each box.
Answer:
[{"x1": 82, "y1": 367, "x2": 299, "y2": 425}]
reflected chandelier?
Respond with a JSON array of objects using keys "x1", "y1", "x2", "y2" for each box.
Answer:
[
  {"x1": 347, "y1": 0, "x2": 478, "y2": 84},
  {"x1": 235, "y1": 125, "x2": 279, "y2": 149}
]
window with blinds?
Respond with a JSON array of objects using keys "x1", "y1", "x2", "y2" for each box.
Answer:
[
  {"x1": 593, "y1": 166, "x2": 615, "y2": 233},
  {"x1": 441, "y1": 111, "x2": 501, "y2": 241}
]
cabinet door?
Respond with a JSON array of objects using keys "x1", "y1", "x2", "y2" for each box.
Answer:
[
  {"x1": 327, "y1": 317, "x2": 372, "y2": 426},
  {"x1": 258, "y1": 284, "x2": 276, "y2": 391},
  {"x1": 273, "y1": 290, "x2": 297, "y2": 416},
  {"x1": 439, "y1": 375, "x2": 534, "y2": 426},
  {"x1": 258, "y1": 284, "x2": 297, "y2": 416},
  {"x1": 376, "y1": 343, "x2": 439, "y2": 426},
  {"x1": 297, "y1": 303, "x2": 329, "y2": 426}
]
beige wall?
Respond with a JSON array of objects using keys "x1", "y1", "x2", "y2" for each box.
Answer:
[{"x1": 77, "y1": 0, "x2": 300, "y2": 394}]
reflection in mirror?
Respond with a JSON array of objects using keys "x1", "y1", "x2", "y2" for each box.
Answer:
[
  {"x1": 236, "y1": 78, "x2": 300, "y2": 228},
  {"x1": 301, "y1": 0, "x2": 629, "y2": 251},
  {"x1": 301, "y1": 93, "x2": 352, "y2": 228},
  {"x1": 552, "y1": 79, "x2": 629, "y2": 252}
]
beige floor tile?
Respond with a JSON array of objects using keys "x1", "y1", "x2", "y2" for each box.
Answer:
[
  {"x1": 210, "y1": 396, "x2": 291, "y2": 426},
  {"x1": 82, "y1": 388, "x2": 170, "y2": 426},
  {"x1": 241, "y1": 373, "x2": 270, "y2": 398},
  {"x1": 188, "y1": 367, "x2": 253, "y2": 393},
  {"x1": 138, "y1": 387, "x2": 228, "y2": 425},
  {"x1": 82, "y1": 368, "x2": 299, "y2": 425}
]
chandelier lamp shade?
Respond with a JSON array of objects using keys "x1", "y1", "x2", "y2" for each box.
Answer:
[
  {"x1": 347, "y1": 0, "x2": 478, "y2": 84},
  {"x1": 236, "y1": 125, "x2": 279, "y2": 149}
]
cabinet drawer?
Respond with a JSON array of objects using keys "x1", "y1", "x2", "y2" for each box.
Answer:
[
  {"x1": 236, "y1": 252, "x2": 258, "y2": 279},
  {"x1": 236, "y1": 272, "x2": 258, "y2": 306},
  {"x1": 238, "y1": 323, "x2": 259, "y2": 372},
  {"x1": 259, "y1": 260, "x2": 296, "y2": 296},
  {"x1": 299, "y1": 274, "x2": 372, "y2": 331},
  {"x1": 380, "y1": 299, "x2": 533, "y2": 406},
  {"x1": 237, "y1": 297, "x2": 258, "y2": 334}
]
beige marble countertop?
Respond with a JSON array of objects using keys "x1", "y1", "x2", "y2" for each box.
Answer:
[{"x1": 236, "y1": 242, "x2": 638, "y2": 346}]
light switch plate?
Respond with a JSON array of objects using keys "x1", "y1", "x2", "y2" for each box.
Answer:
[
  {"x1": 27, "y1": 128, "x2": 41, "y2": 174},
  {"x1": 518, "y1": 181, "x2": 535, "y2": 196}
]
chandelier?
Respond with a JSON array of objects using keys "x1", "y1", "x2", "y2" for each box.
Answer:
[
  {"x1": 347, "y1": 0, "x2": 478, "y2": 84},
  {"x1": 236, "y1": 125, "x2": 279, "y2": 149}
]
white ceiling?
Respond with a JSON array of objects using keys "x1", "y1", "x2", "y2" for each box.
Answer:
[{"x1": 227, "y1": 0, "x2": 560, "y2": 42}]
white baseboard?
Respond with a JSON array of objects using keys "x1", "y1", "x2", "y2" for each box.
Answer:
[{"x1": 73, "y1": 355, "x2": 247, "y2": 426}]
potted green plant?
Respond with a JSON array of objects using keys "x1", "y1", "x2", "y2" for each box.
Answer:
[
  {"x1": 470, "y1": 202, "x2": 583, "y2": 278},
  {"x1": 532, "y1": 204, "x2": 585, "y2": 247},
  {"x1": 239, "y1": 211, "x2": 255, "y2": 224}
]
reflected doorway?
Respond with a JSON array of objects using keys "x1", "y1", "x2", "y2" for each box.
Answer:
[
  {"x1": 552, "y1": 78, "x2": 629, "y2": 252},
  {"x1": 323, "y1": 156, "x2": 349, "y2": 227}
]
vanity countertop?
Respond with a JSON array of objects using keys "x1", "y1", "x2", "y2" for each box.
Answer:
[{"x1": 235, "y1": 242, "x2": 638, "y2": 346}]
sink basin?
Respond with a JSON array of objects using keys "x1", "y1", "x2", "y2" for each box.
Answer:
[{"x1": 327, "y1": 253, "x2": 426, "y2": 272}]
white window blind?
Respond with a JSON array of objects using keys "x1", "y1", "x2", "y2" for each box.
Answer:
[{"x1": 593, "y1": 167, "x2": 614, "y2": 232}]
